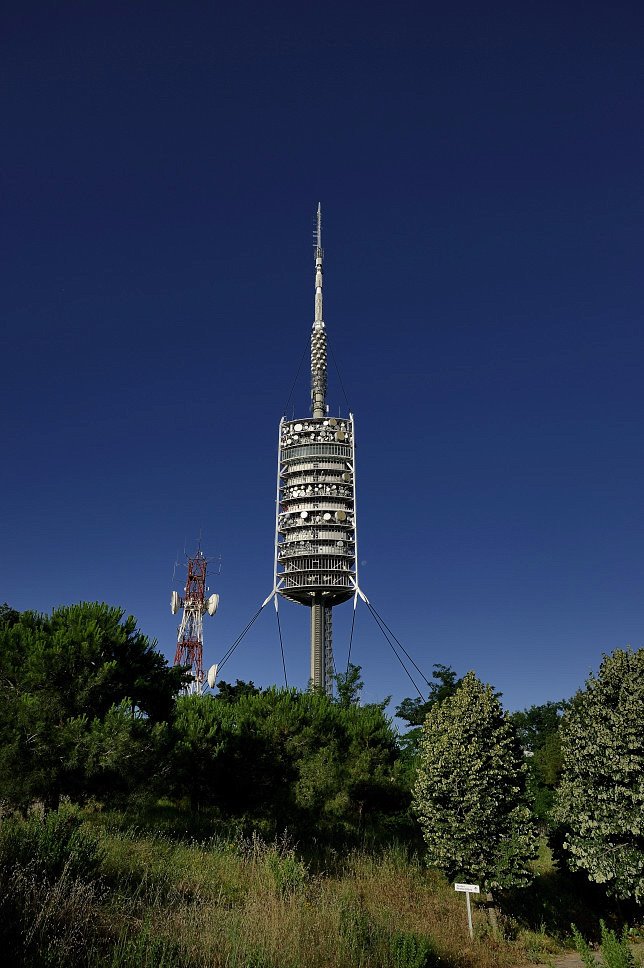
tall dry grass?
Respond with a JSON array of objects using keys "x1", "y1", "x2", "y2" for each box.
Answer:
[
  {"x1": 95, "y1": 826, "x2": 519, "y2": 968},
  {"x1": 0, "y1": 810, "x2": 560, "y2": 967}
]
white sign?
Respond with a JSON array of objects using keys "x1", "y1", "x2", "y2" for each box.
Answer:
[{"x1": 455, "y1": 883, "x2": 480, "y2": 939}]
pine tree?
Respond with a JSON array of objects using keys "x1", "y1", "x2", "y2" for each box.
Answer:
[
  {"x1": 412, "y1": 671, "x2": 537, "y2": 892},
  {"x1": 553, "y1": 648, "x2": 644, "y2": 904}
]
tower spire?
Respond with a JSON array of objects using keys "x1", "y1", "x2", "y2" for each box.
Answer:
[{"x1": 311, "y1": 202, "x2": 327, "y2": 418}]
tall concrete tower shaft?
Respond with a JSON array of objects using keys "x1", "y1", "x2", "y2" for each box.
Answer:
[{"x1": 274, "y1": 206, "x2": 358, "y2": 694}]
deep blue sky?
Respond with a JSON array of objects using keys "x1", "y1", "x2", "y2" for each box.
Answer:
[{"x1": 2, "y1": 1, "x2": 643, "y2": 715}]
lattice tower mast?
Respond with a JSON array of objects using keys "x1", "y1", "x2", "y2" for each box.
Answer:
[
  {"x1": 274, "y1": 205, "x2": 358, "y2": 694},
  {"x1": 172, "y1": 550, "x2": 219, "y2": 695}
]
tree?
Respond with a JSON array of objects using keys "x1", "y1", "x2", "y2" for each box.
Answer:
[
  {"x1": 168, "y1": 686, "x2": 407, "y2": 843},
  {"x1": 334, "y1": 663, "x2": 364, "y2": 708},
  {"x1": 412, "y1": 671, "x2": 537, "y2": 892},
  {"x1": 510, "y1": 701, "x2": 565, "y2": 823},
  {"x1": 214, "y1": 679, "x2": 262, "y2": 703},
  {"x1": 0, "y1": 603, "x2": 183, "y2": 810},
  {"x1": 553, "y1": 648, "x2": 644, "y2": 904},
  {"x1": 396, "y1": 663, "x2": 462, "y2": 728},
  {"x1": 395, "y1": 664, "x2": 463, "y2": 776}
]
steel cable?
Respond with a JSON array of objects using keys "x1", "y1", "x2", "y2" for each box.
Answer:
[
  {"x1": 346, "y1": 602, "x2": 357, "y2": 674},
  {"x1": 367, "y1": 602, "x2": 432, "y2": 689},
  {"x1": 216, "y1": 603, "x2": 266, "y2": 674},
  {"x1": 275, "y1": 605, "x2": 288, "y2": 688},
  {"x1": 364, "y1": 601, "x2": 425, "y2": 700}
]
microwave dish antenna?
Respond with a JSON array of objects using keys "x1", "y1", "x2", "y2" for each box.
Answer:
[{"x1": 207, "y1": 663, "x2": 219, "y2": 689}]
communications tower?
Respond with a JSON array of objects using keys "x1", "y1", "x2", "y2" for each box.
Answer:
[
  {"x1": 274, "y1": 205, "x2": 358, "y2": 695},
  {"x1": 171, "y1": 549, "x2": 219, "y2": 694}
]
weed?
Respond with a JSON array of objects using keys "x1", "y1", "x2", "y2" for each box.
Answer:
[
  {"x1": 102, "y1": 925, "x2": 190, "y2": 968},
  {"x1": 388, "y1": 929, "x2": 437, "y2": 968},
  {"x1": 517, "y1": 926, "x2": 561, "y2": 962},
  {"x1": 598, "y1": 920, "x2": 635, "y2": 968},
  {"x1": 264, "y1": 847, "x2": 308, "y2": 897},
  {"x1": 0, "y1": 863, "x2": 104, "y2": 967},
  {"x1": 0, "y1": 806, "x2": 103, "y2": 882},
  {"x1": 572, "y1": 921, "x2": 636, "y2": 968},
  {"x1": 338, "y1": 891, "x2": 379, "y2": 957}
]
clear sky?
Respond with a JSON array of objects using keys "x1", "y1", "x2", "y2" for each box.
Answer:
[{"x1": 2, "y1": 0, "x2": 643, "y2": 716}]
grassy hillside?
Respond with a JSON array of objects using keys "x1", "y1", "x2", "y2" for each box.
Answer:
[{"x1": 0, "y1": 804, "x2": 579, "y2": 968}]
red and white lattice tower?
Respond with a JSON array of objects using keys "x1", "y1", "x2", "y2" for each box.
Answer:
[{"x1": 171, "y1": 549, "x2": 219, "y2": 695}]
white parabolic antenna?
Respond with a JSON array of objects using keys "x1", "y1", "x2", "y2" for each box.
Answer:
[
  {"x1": 207, "y1": 663, "x2": 218, "y2": 689},
  {"x1": 171, "y1": 590, "x2": 180, "y2": 615},
  {"x1": 207, "y1": 593, "x2": 220, "y2": 616}
]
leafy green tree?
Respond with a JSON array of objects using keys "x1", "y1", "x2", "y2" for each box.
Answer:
[
  {"x1": 510, "y1": 701, "x2": 565, "y2": 823},
  {"x1": 0, "y1": 603, "x2": 20, "y2": 628},
  {"x1": 553, "y1": 648, "x2": 644, "y2": 904},
  {"x1": 0, "y1": 603, "x2": 182, "y2": 811},
  {"x1": 395, "y1": 664, "x2": 463, "y2": 780},
  {"x1": 412, "y1": 671, "x2": 538, "y2": 892},
  {"x1": 214, "y1": 678, "x2": 262, "y2": 703},
  {"x1": 396, "y1": 664, "x2": 462, "y2": 728},
  {"x1": 334, "y1": 663, "x2": 364, "y2": 708}
]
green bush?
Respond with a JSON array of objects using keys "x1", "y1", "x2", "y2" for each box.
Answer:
[
  {"x1": 388, "y1": 930, "x2": 437, "y2": 968},
  {"x1": 572, "y1": 921, "x2": 635, "y2": 968},
  {"x1": 264, "y1": 846, "x2": 308, "y2": 896},
  {"x1": 338, "y1": 893, "x2": 379, "y2": 957},
  {"x1": 0, "y1": 807, "x2": 103, "y2": 881}
]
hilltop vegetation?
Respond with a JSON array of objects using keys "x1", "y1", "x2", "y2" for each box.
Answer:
[{"x1": 0, "y1": 602, "x2": 642, "y2": 967}]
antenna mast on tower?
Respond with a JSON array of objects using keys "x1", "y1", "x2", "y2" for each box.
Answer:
[
  {"x1": 171, "y1": 548, "x2": 220, "y2": 694},
  {"x1": 273, "y1": 205, "x2": 358, "y2": 695}
]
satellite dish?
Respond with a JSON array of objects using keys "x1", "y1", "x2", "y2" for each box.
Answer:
[
  {"x1": 294, "y1": 423, "x2": 303, "y2": 432},
  {"x1": 329, "y1": 418, "x2": 337, "y2": 426},
  {"x1": 300, "y1": 511, "x2": 308, "y2": 519},
  {"x1": 171, "y1": 590, "x2": 180, "y2": 614},
  {"x1": 335, "y1": 510, "x2": 347, "y2": 522},
  {"x1": 323, "y1": 512, "x2": 332, "y2": 521},
  {"x1": 342, "y1": 472, "x2": 351, "y2": 482},
  {"x1": 207, "y1": 593, "x2": 219, "y2": 616},
  {"x1": 207, "y1": 663, "x2": 218, "y2": 689},
  {"x1": 335, "y1": 430, "x2": 345, "y2": 442}
]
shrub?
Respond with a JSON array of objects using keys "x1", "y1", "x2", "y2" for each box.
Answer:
[
  {"x1": 572, "y1": 921, "x2": 635, "y2": 968},
  {"x1": 264, "y1": 846, "x2": 308, "y2": 896},
  {"x1": 388, "y1": 930, "x2": 437, "y2": 968},
  {"x1": 0, "y1": 807, "x2": 103, "y2": 882}
]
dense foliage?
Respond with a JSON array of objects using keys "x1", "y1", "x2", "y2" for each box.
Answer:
[
  {"x1": 0, "y1": 604, "x2": 409, "y2": 845},
  {"x1": 168, "y1": 681, "x2": 409, "y2": 842},
  {"x1": 2, "y1": 600, "x2": 643, "y2": 915},
  {"x1": 553, "y1": 648, "x2": 644, "y2": 903},
  {"x1": 0, "y1": 603, "x2": 183, "y2": 811},
  {"x1": 412, "y1": 671, "x2": 538, "y2": 892},
  {"x1": 509, "y1": 701, "x2": 565, "y2": 823}
]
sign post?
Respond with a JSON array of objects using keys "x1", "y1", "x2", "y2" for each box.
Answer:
[{"x1": 454, "y1": 883, "x2": 480, "y2": 940}]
